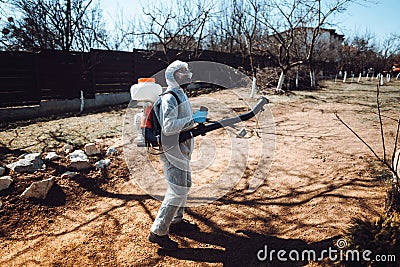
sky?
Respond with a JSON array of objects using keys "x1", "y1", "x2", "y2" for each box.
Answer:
[
  {"x1": 100, "y1": 0, "x2": 399, "y2": 45},
  {"x1": 333, "y1": 0, "x2": 400, "y2": 43}
]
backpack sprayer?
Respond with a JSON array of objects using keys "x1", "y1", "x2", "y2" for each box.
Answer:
[{"x1": 131, "y1": 78, "x2": 269, "y2": 151}]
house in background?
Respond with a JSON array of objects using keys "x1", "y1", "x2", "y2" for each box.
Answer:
[
  {"x1": 313, "y1": 28, "x2": 345, "y2": 63},
  {"x1": 268, "y1": 27, "x2": 344, "y2": 64}
]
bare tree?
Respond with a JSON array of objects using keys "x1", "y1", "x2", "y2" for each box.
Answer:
[
  {"x1": 73, "y1": 1, "x2": 109, "y2": 51},
  {"x1": 207, "y1": 0, "x2": 264, "y2": 78},
  {"x1": 335, "y1": 83, "x2": 400, "y2": 212},
  {"x1": 1, "y1": 0, "x2": 109, "y2": 51},
  {"x1": 230, "y1": 0, "x2": 267, "y2": 95},
  {"x1": 135, "y1": 0, "x2": 212, "y2": 62},
  {"x1": 379, "y1": 33, "x2": 400, "y2": 75},
  {"x1": 337, "y1": 30, "x2": 400, "y2": 78},
  {"x1": 106, "y1": 7, "x2": 139, "y2": 51},
  {"x1": 339, "y1": 32, "x2": 379, "y2": 76},
  {"x1": 381, "y1": 33, "x2": 400, "y2": 60},
  {"x1": 250, "y1": 0, "x2": 359, "y2": 91}
]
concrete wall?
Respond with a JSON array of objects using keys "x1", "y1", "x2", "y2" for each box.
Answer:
[{"x1": 0, "y1": 92, "x2": 133, "y2": 123}]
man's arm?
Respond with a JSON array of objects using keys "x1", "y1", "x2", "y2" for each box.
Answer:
[{"x1": 161, "y1": 94, "x2": 194, "y2": 136}]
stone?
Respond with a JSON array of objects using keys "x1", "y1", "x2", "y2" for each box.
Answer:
[
  {"x1": 0, "y1": 176, "x2": 13, "y2": 191},
  {"x1": 105, "y1": 147, "x2": 117, "y2": 156},
  {"x1": 95, "y1": 159, "x2": 111, "y2": 169},
  {"x1": 17, "y1": 153, "x2": 28, "y2": 159},
  {"x1": 84, "y1": 143, "x2": 100, "y2": 156},
  {"x1": 61, "y1": 171, "x2": 78, "y2": 179},
  {"x1": 21, "y1": 177, "x2": 55, "y2": 199},
  {"x1": 63, "y1": 144, "x2": 74, "y2": 154},
  {"x1": 0, "y1": 167, "x2": 5, "y2": 176},
  {"x1": 68, "y1": 150, "x2": 92, "y2": 170},
  {"x1": 6, "y1": 153, "x2": 44, "y2": 173},
  {"x1": 45, "y1": 152, "x2": 60, "y2": 161},
  {"x1": 237, "y1": 128, "x2": 247, "y2": 138}
]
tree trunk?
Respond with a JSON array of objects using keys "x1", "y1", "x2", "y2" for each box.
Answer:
[
  {"x1": 276, "y1": 71, "x2": 285, "y2": 92},
  {"x1": 309, "y1": 70, "x2": 316, "y2": 87},
  {"x1": 250, "y1": 76, "x2": 257, "y2": 98},
  {"x1": 66, "y1": 0, "x2": 71, "y2": 51}
]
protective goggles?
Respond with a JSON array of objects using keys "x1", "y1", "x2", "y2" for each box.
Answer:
[{"x1": 175, "y1": 69, "x2": 193, "y2": 80}]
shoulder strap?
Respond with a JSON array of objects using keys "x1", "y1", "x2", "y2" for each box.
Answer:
[{"x1": 160, "y1": 90, "x2": 181, "y2": 105}]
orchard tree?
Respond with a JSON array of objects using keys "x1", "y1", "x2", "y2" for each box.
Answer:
[
  {"x1": 106, "y1": 7, "x2": 139, "y2": 51},
  {"x1": 136, "y1": 0, "x2": 212, "y2": 63},
  {"x1": 380, "y1": 33, "x2": 400, "y2": 73},
  {"x1": 213, "y1": 0, "x2": 264, "y2": 80},
  {"x1": 252, "y1": 0, "x2": 360, "y2": 91},
  {"x1": 1, "y1": 0, "x2": 109, "y2": 51}
]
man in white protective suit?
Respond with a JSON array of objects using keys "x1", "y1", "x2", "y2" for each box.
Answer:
[{"x1": 148, "y1": 60, "x2": 206, "y2": 250}]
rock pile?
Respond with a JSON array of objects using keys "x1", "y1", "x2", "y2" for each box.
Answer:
[{"x1": 1, "y1": 142, "x2": 117, "y2": 201}]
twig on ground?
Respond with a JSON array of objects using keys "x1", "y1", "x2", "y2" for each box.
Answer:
[{"x1": 376, "y1": 84, "x2": 387, "y2": 162}]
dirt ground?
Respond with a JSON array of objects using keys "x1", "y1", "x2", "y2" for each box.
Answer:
[{"x1": 0, "y1": 80, "x2": 399, "y2": 266}]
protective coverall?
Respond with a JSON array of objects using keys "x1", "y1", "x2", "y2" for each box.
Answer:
[{"x1": 150, "y1": 60, "x2": 194, "y2": 236}]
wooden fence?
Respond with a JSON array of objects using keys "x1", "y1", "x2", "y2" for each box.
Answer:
[{"x1": 0, "y1": 48, "x2": 328, "y2": 108}]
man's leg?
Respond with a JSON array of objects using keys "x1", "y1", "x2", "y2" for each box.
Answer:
[
  {"x1": 149, "y1": 160, "x2": 190, "y2": 249},
  {"x1": 171, "y1": 160, "x2": 190, "y2": 223},
  {"x1": 171, "y1": 207, "x2": 185, "y2": 224},
  {"x1": 169, "y1": 167, "x2": 199, "y2": 232},
  {"x1": 148, "y1": 182, "x2": 188, "y2": 250}
]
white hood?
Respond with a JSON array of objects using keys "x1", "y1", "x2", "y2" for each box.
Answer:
[{"x1": 165, "y1": 60, "x2": 191, "y2": 89}]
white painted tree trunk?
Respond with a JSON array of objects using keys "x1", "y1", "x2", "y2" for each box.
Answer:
[
  {"x1": 343, "y1": 71, "x2": 347, "y2": 83},
  {"x1": 387, "y1": 73, "x2": 391, "y2": 83},
  {"x1": 396, "y1": 73, "x2": 400, "y2": 80},
  {"x1": 250, "y1": 76, "x2": 257, "y2": 98},
  {"x1": 380, "y1": 75, "x2": 384, "y2": 86},
  {"x1": 357, "y1": 73, "x2": 362, "y2": 83},
  {"x1": 80, "y1": 90, "x2": 85, "y2": 113},
  {"x1": 276, "y1": 71, "x2": 285, "y2": 92},
  {"x1": 309, "y1": 70, "x2": 316, "y2": 87},
  {"x1": 295, "y1": 69, "x2": 299, "y2": 89},
  {"x1": 312, "y1": 71, "x2": 316, "y2": 87},
  {"x1": 366, "y1": 73, "x2": 369, "y2": 81}
]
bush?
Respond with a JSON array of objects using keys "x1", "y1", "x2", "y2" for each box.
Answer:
[
  {"x1": 340, "y1": 213, "x2": 400, "y2": 266},
  {"x1": 386, "y1": 184, "x2": 400, "y2": 213}
]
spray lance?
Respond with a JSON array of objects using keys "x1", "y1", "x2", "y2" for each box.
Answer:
[
  {"x1": 150, "y1": 96, "x2": 269, "y2": 150},
  {"x1": 178, "y1": 96, "x2": 269, "y2": 143}
]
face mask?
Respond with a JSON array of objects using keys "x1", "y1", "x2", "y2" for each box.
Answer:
[{"x1": 175, "y1": 71, "x2": 193, "y2": 80}]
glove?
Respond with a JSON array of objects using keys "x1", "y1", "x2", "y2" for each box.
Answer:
[{"x1": 193, "y1": 109, "x2": 208, "y2": 123}]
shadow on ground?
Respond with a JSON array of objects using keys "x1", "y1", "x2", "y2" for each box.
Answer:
[{"x1": 161, "y1": 226, "x2": 338, "y2": 266}]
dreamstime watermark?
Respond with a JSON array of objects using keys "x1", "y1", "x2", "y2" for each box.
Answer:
[
  {"x1": 122, "y1": 61, "x2": 276, "y2": 206},
  {"x1": 256, "y1": 238, "x2": 396, "y2": 263}
]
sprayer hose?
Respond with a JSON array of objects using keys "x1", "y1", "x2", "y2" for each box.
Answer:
[{"x1": 178, "y1": 96, "x2": 269, "y2": 143}]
